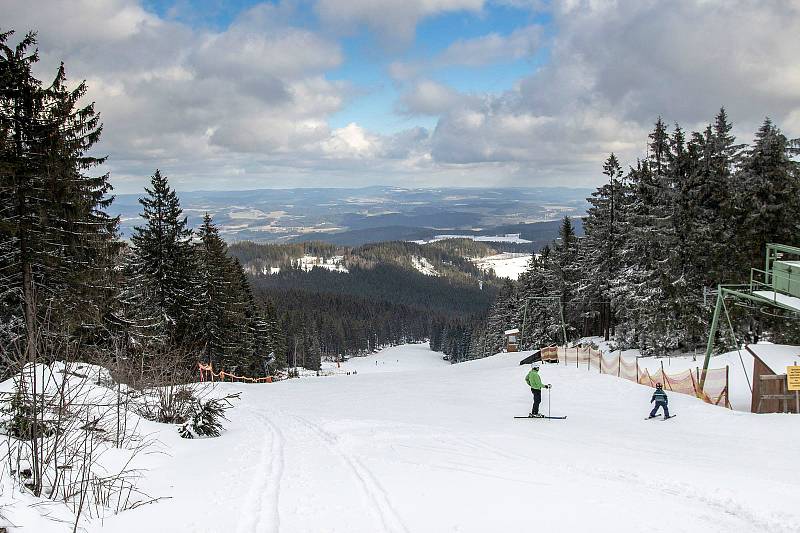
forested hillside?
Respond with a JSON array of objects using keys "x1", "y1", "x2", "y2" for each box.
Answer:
[
  {"x1": 230, "y1": 238, "x2": 502, "y2": 365},
  {"x1": 437, "y1": 110, "x2": 800, "y2": 362},
  {"x1": 291, "y1": 218, "x2": 582, "y2": 249},
  {"x1": 229, "y1": 238, "x2": 497, "y2": 281}
]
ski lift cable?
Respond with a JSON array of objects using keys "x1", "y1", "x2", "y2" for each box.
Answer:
[{"x1": 721, "y1": 296, "x2": 752, "y2": 393}]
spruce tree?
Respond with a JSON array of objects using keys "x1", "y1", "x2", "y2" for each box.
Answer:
[
  {"x1": 738, "y1": 118, "x2": 800, "y2": 268},
  {"x1": 125, "y1": 170, "x2": 196, "y2": 345},
  {"x1": 194, "y1": 213, "x2": 235, "y2": 368},
  {"x1": 582, "y1": 153, "x2": 625, "y2": 340},
  {"x1": 0, "y1": 30, "x2": 118, "y2": 362}
]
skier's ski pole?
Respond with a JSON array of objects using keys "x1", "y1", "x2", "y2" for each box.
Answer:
[{"x1": 548, "y1": 386, "x2": 551, "y2": 419}]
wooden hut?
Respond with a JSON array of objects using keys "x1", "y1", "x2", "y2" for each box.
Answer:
[
  {"x1": 747, "y1": 345, "x2": 800, "y2": 414},
  {"x1": 504, "y1": 328, "x2": 520, "y2": 352}
]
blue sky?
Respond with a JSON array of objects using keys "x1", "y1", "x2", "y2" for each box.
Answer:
[{"x1": 5, "y1": 0, "x2": 799, "y2": 193}]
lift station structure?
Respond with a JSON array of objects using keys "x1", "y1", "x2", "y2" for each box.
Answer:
[{"x1": 701, "y1": 243, "x2": 800, "y2": 393}]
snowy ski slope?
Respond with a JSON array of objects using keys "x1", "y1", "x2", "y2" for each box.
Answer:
[{"x1": 94, "y1": 344, "x2": 800, "y2": 533}]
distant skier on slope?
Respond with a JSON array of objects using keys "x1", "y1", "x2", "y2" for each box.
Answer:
[
  {"x1": 647, "y1": 383, "x2": 671, "y2": 419},
  {"x1": 524, "y1": 364, "x2": 551, "y2": 418}
]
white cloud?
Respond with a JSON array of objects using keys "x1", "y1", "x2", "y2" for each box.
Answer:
[{"x1": 322, "y1": 123, "x2": 381, "y2": 158}]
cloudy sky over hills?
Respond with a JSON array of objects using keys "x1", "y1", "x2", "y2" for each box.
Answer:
[{"x1": 2, "y1": 0, "x2": 799, "y2": 193}]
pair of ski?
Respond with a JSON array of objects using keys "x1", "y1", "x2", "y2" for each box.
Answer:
[
  {"x1": 645, "y1": 414, "x2": 676, "y2": 420},
  {"x1": 514, "y1": 414, "x2": 676, "y2": 421}
]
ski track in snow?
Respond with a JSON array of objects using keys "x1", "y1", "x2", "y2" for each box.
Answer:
[
  {"x1": 289, "y1": 414, "x2": 409, "y2": 533},
  {"x1": 604, "y1": 468, "x2": 797, "y2": 533},
  {"x1": 237, "y1": 410, "x2": 284, "y2": 533}
]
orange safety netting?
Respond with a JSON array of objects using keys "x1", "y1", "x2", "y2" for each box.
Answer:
[
  {"x1": 554, "y1": 346, "x2": 730, "y2": 408},
  {"x1": 541, "y1": 346, "x2": 560, "y2": 362},
  {"x1": 197, "y1": 362, "x2": 274, "y2": 384}
]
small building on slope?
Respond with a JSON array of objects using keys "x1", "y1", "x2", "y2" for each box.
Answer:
[
  {"x1": 747, "y1": 344, "x2": 800, "y2": 414},
  {"x1": 504, "y1": 328, "x2": 520, "y2": 352}
]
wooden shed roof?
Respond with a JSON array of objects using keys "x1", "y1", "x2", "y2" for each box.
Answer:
[{"x1": 748, "y1": 344, "x2": 800, "y2": 374}]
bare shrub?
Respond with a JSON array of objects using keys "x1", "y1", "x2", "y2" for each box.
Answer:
[{"x1": 0, "y1": 325, "x2": 158, "y2": 528}]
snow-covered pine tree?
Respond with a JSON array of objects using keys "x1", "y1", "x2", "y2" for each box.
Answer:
[
  {"x1": 227, "y1": 258, "x2": 258, "y2": 372},
  {"x1": 124, "y1": 170, "x2": 197, "y2": 346},
  {"x1": 708, "y1": 108, "x2": 746, "y2": 282},
  {"x1": 737, "y1": 118, "x2": 800, "y2": 270},
  {"x1": 547, "y1": 217, "x2": 581, "y2": 341},
  {"x1": 665, "y1": 123, "x2": 709, "y2": 350},
  {"x1": 194, "y1": 213, "x2": 238, "y2": 369},
  {"x1": 428, "y1": 316, "x2": 444, "y2": 352},
  {"x1": 0, "y1": 31, "x2": 118, "y2": 362},
  {"x1": 484, "y1": 279, "x2": 518, "y2": 354},
  {"x1": 582, "y1": 153, "x2": 625, "y2": 340},
  {"x1": 613, "y1": 119, "x2": 681, "y2": 354},
  {"x1": 304, "y1": 321, "x2": 322, "y2": 371},
  {"x1": 261, "y1": 299, "x2": 287, "y2": 373},
  {"x1": 516, "y1": 253, "x2": 561, "y2": 348}
]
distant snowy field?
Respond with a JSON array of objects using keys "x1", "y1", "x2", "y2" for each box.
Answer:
[
  {"x1": 84, "y1": 343, "x2": 800, "y2": 533},
  {"x1": 473, "y1": 252, "x2": 532, "y2": 280},
  {"x1": 411, "y1": 233, "x2": 532, "y2": 245}
]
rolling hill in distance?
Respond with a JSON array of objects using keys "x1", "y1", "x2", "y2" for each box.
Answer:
[{"x1": 113, "y1": 186, "x2": 590, "y2": 246}]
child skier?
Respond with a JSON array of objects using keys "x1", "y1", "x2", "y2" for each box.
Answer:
[
  {"x1": 525, "y1": 364, "x2": 551, "y2": 418},
  {"x1": 647, "y1": 383, "x2": 670, "y2": 419}
]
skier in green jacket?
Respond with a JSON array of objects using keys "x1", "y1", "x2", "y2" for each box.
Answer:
[{"x1": 525, "y1": 364, "x2": 551, "y2": 417}]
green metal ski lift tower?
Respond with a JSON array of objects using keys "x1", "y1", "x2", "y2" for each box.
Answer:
[{"x1": 700, "y1": 243, "x2": 800, "y2": 391}]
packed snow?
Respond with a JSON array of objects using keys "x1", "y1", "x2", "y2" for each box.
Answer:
[
  {"x1": 753, "y1": 290, "x2": 800, "y2": 312},
  {"x1": 473, "y1": 252, "x2": 532, "y2": 280},
  {"x1": 34, "y1": 343, "x2": 791, "y2": 533}
]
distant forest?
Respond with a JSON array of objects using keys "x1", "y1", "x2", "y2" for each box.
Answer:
[
  {"x1": 291, "y1": 218, "x2": 582, "y2": 249},
  {"x1": 230, "y1": 239, "x2": 501, "y2": 364}
]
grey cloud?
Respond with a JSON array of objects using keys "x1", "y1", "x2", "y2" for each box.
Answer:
[
  {"x1": 390, "y1": 24, "x2": 543, "y2": 82},
  {"x1": 397, "y1": 80, "x2": 468, "y2": 115},
  {"x1": 437, "y1": 25, "x2": 542, "y2": 67},
  {"x1": 315, "y1": 0, "x2": 485, "y2": 45}
]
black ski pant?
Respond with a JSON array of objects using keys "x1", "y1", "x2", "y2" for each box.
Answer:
[
  {"x1": 650, "y1": 401, "x2": 669, "y2": 418},
  {"x1": 530, "y1": 388, "x2": 542, "y2": 415}
]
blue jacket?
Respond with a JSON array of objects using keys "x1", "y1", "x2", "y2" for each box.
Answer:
[{"x1": 651, "y1": 389, "x2": 668, "y2": 404}]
